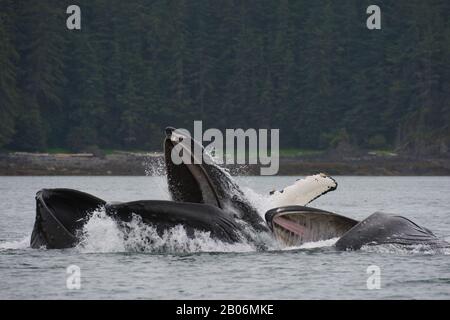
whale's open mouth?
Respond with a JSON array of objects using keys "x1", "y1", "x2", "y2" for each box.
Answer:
[
  {"x1": 31, "y1": 189, "x2": 106, "y2": 249},
  {"x1": 265, "y1": 206, "x2": 358, "y2": 246},
  {"x1": 164, "y1": 127, "x2": 268, "y2": 232},
  {"x1": 164, "y1": 127, "x2": 222, "y2": 207}
]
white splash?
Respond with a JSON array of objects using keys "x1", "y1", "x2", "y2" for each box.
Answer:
[
  {"x1": 360, "y1": 243, "x2": 450, "y2": 255},
  {"x1": 76, "y1": 209, "x2": 126, "y2": 253},
  {"x1": 76, "y1": 208, "x2": 255, "y2": 254},
  {"x1": 298, "y1": 237, "x2": 339, "y2": 249},
  {"x1": 241, "y1": 186, "x2": 273, "y2": 219},
  {"x1": 0, "y1": 236, "x2": 30, "y2": 251},
  {"x1": 144, "y1": 156, "x2": 166, "y2": 176},
  {"x1": 281, "y1": 237, "x2": 339, "y2": 251}
]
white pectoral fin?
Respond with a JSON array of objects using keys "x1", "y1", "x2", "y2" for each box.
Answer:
[{"x1": 269, "y1": 173, "x2": 338, "y2": 208}]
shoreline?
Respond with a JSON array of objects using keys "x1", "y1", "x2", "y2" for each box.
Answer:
[{"x1": 1, "y1": 151, "x2": 450, "y2": 176}]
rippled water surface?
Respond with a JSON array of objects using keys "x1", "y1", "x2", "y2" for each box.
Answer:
[{"x1": 0, "y1": 176, "x2": 449, "y2": 299}]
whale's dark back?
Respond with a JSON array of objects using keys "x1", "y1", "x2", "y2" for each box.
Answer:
[
  {"x1": 335, "y1": 212, "x2": 448, "y2": 250},
  {"x1": 30, "y1": 188, "x2": 244, "y2": 249},
  {"x1": 106, "y1": 200, "x2": 243, "y2": 243}
]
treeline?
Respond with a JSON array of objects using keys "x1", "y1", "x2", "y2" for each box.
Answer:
[{"x1": 0, "y1": 0, "x2": 449, "y2": 155}]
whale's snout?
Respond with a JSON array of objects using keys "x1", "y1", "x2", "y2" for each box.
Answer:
[{"x1": 165, "y1": 127, "x2": 175, "y2": 137}]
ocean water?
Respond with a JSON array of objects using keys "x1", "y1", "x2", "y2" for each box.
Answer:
[{"x1": 0, "y1": 175, "x2": 449, "y2": 299}]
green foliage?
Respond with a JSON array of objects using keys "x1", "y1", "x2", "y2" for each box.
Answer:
[
  {"x1": 0, "y1": 0, "x2": 448, "y2": 155},
  {"x1": 321, "y1": 129, "x2": 351, "y2": 149},
  {"x1": 279, "y1": 149, "x2": 325, "y2": 158},
  {"x1": 368, "y1": 134, "x2": 387, "y2": 149},
  {"x1": 0, "y1": 2, "x2": 18, "y2": 146},
  {"x1": 10, "y1": 110, "x2": 47, "y2": 151}
]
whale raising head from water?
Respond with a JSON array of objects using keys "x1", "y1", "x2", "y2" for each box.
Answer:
[{"x1": 164, "y1": 127, "x2": 269, "y2": 232}]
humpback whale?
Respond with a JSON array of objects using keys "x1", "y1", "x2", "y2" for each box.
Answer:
[
  {"x1": 164, "y1": 127, "x2": 268, "y2": 232},
  {"x1": 265, "y1": 207, "x2": 448, "y2": 250},
  {"x1": 31, "y1": 189, "x2": 244, "y2": 249},
  {"x1": 30, "y1": 127, "x2": 448, "y2": 251}
]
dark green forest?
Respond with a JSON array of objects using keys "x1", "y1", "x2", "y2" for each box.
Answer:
[{"x1": 0, "y1": 0, "x2": 449, "y2": 155}]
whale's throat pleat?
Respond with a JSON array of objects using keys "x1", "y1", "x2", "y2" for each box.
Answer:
[{"x1": 185, "y1": 163, "x2": 221, "y2": 207}]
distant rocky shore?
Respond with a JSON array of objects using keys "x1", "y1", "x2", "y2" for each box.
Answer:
[
  {"x1": 0, "y1": 151, "x2": 449, "y2": 176},
  {"x1": 0, "y1": 151, "x2": 163, "y2": 176}
]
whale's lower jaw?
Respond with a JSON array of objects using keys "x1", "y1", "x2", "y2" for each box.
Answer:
[
  {"x1": 265, "y1": 206, "x2": 358, "y2": 247},
  {"x1": 31, "y1": 189, "x2": 106, "y2": 249}
]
